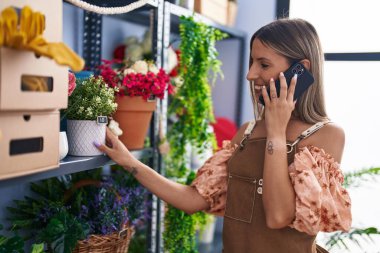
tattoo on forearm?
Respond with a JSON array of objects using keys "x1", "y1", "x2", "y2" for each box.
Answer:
[
  {"x1": 267, "y1": 141, "x2": 274, "y2": 155},
  {"x1": 130, "y1": 167, "x2": 138, "y2": 176}
]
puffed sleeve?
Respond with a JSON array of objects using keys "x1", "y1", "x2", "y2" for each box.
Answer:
[
  {"x1": 191, "y1": 140, "x2": 237, "y2": 216},
  {"x1": 288, "y1": 146, "x2": 352, "y2": 235}
]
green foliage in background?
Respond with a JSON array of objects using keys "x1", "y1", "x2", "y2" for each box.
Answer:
[
  {"x1": 163, "y1": 205, "x2": 207, "y2": 253},
  {"x1": 325, "y1": 167, "x2": 380, "y2": 251},
  {"x1": 166, "y1": 15, "x2": 227, "y2": 178},
  {"x1": 163, "y1": 16, "x2": 227, "y2": 253},
  {"x1": 0, "y1": 224, "x2": 24, "y2": 253}
]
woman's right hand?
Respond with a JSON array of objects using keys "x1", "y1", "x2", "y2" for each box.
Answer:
[{"x1": 94, "y1": 128, "x2": 140, "y2": 171}]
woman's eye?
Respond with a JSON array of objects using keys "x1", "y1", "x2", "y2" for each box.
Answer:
[{"x1": 261, "y1": 64, "x2": 269, "y2": 69}]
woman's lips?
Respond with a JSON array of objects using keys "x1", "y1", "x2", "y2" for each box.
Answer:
[{"x1": 254, "y1": 85, "x2": 266, "y2": 96}]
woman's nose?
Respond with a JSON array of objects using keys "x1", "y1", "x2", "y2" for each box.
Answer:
[{"x1": 246, "y1": 65, "x2": 257, "y2": 81}]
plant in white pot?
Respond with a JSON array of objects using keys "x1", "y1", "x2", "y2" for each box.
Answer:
[{"x1": 64, "y1": 76, "x2": 118, "y2": 156}]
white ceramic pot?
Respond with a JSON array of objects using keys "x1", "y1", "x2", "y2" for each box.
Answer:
[
  {"x1": 199, "y1": 217, "x2": 216, "y2": 243},
  {"x1": 67, "y1": 120, "x2": 106, "y2": 156},
  {"x1": 59, "y1": 131, "x2": 69, "y2": 160}
]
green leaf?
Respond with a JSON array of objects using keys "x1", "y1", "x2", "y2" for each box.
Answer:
[
  {"x1": 325, "y1": 227, "x2": 380, "y2": 250},
  {"x1": 344, "y1": 167, "x2": 380, "y2": 187},
  {"x1": 31, "y1": 243, "x2": 44, "y2": 253}
]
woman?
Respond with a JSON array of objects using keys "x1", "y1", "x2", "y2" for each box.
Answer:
[{"x1": 95, "y1": 18, "x2": 352, "y2": 253}]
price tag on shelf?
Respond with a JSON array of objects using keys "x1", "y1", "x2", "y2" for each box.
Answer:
[{"x1": 96, "y1": 116, "x2": 108, "y2": 125}]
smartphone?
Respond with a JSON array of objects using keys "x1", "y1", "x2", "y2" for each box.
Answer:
[{"x1": 259, "y1": 62, "x2": 314, "y2": 105}]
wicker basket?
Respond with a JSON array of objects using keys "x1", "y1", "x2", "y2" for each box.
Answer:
[{"x1": 73, "y1": 225, "x2": 134, "y2": 253}]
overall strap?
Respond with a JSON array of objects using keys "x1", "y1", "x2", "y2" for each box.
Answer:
[
  {"x1": 286, "y1": 121, "x2": 330, "y2": 153},
  {"x1": 239, "y1": 118, "x2": 257, "y2": 149}
]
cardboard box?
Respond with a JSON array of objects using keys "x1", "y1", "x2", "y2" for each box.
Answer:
[
  {"x1": 227, "y1": 1, "x2": 238, "y2": 27},
  {"x1": 0, "y1": 47, "x2": 68, "y2": 111},
  {"x1": 0, "y1": 111, "x2": 59, "y2": 180},
  {"x1": 195, "y1": 0, "x2": 228, "y2": 25},
  {"x1": 0, "y1": 0, "x2": 63, "y2": 42}
]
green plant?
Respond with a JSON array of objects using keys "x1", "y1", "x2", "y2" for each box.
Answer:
[
  {"x1": 37, "y1": 210, "x2": 88, "y2": 253},
  {"x1": 163, "y1": 16, "x2": 227, "y2": 253},
  {"x1": 64, "y1": 76, "x2": 118, "y2": 120},
  {"x1": 325, "y1": 227, "x2": 380, "y2": 250},
  {"x1": 167, "y1": 16, "x2": 227, "y2": 178},
  {"x1": 0, "y1": 224, "x2": 24, "y2": 253},
  {"x1": 343, "y1": 167, "x2": 380, "y2": 188},
  {"x1": 7, "y1": 168, "x2": 148, "y2": 253},
  {"x1": 7, "y1": 177, "x2": 88, "y2": 253},
  {"x1": 324, "y1": 167, "x2": 380, "y2": 251},
  {"x1": 163, "y1": 205, "x2": 207, "y2": 253}
]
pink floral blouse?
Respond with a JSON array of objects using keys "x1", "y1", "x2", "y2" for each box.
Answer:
[{"x1": 191, "y1": 140, "x2": 352, "y2": 235}]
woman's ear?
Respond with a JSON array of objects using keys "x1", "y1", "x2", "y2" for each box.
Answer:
[{"x1": 300, "y1": 59, "x2": 311, "y2": 70}]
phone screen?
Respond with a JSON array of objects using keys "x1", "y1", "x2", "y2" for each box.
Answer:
[{"x1": 258, "y1": 62, "x2": 314, "y2": 105}]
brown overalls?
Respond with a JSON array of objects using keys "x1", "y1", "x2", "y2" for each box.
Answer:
[{"x1": 222, "y1": 122, "x2": 329, "y2": 253}]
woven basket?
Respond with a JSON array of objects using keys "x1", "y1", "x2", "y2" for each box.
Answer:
[{"x1": 73, "y1": 225, "x2": 134, "y2": 253}]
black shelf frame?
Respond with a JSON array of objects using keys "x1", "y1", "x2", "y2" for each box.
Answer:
[{"x1": 79, "y1": 1, "x2": 164, "y2": 252}]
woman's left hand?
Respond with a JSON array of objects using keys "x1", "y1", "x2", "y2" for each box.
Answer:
[{"x1": 261, "y1": 72, "x2": 297, "y2": 138}]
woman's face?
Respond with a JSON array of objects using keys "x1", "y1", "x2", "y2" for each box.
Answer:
[{"x1": 247, "y1": 38, "x2": 290, "y2": 100}]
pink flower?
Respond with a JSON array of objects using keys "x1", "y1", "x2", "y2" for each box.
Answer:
[
  {"x1": 68, "y1": 72, "x2": 76, "y2": 96},
  {"x1": 98, "y1": 59, "x2": 174, "y2": 100}
]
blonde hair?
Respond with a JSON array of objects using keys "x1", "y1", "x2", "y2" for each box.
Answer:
[{"x1": 250, "y1": 18, "x2": 329, "y2": 124}]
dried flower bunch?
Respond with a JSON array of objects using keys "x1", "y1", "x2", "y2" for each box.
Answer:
[
  {"x1": 64, "y1": 76, "x2": 118, "y2": 120},
  {"x1": 99, "y1": 59, "x2": 174, "y2": 101}
]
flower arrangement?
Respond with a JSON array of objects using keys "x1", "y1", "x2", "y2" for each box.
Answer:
[
  {"x1": 64, "y1": 76, "x2": 118, "y2": 120},
  {"x1": 77, "y1": 173, "x2": 149, "y2": 235},
  {"x1": 7, "y1": 168, "x2": 149, "y2": 252},
  {"x1": 99, "y1": 59, "x2": 174, "y2": 101},
  {"x1": 113, "y1": 30, "x2": 152, "y2": 62}
]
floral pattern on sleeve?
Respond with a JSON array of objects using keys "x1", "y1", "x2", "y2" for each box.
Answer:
[
  {"x1": 288, "y1": 146, "x2": 352, "y2": 235},
  {"x1": 191, "y1": 141, "x2": 237, "y2": 216}
]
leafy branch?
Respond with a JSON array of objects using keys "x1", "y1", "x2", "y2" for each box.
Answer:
[
  {"x1": 343, "y1": 167, "x2": 380, "y2": 188},
  {"x1": 325, "y1": 227, "x2": 380, "y2": 250},
  {"x1": 325, "y1": 167, "x2": 380, "y2": 251},
  {"x1": 166, "y1": 15, "x2": 227, "y2": 179},
  {"x1": 164, "y1": 16, "x2": 227, "y2": 253}
]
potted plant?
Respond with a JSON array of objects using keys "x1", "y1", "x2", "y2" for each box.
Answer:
[
  {"x1": 7, "y1": 168, "x2": 149, "y2": 253},
  {"x1": 98, "y1": 59, "x2": 173, "y2": 150},
  {"x1": 70, "y1": 169, "x2": 148, "y2": 253},
  {"x1": 63, "y1": 76, "x2": 118, "y2": 156}
]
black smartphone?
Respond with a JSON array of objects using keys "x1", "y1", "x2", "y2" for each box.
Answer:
[{"x1": 258, "y1": 62, "x2": 314, "y2": 105}]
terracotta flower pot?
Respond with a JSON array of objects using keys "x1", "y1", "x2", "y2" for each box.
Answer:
[{"x1": 113, "y1": 96, "x2": 156, "y2": 150}]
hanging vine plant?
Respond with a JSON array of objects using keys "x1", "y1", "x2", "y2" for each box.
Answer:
[{"x1": 163, "y1": 16, "x2": 227, "y2": 253}]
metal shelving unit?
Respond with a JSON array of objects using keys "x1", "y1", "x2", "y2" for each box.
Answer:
[
  {"x1": 76, "y1": 1, "x2": 164, "y2": 252},
  {"x1": 0, "y1": 149, "x2": 153, "y2": 189}
]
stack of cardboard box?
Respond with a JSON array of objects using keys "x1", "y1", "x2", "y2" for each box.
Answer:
[
  {"x1": 0, "y1": 0, "x2": 68, "y2": 180},
  {"x1": 194, "y1": 0, "x2": 238, "y2": 26}
]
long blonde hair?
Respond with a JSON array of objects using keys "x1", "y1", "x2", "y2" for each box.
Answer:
[{"x1": 250, "y1": 18, "x2": 328, "y2": 124}]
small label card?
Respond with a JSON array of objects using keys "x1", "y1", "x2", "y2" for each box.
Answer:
[
  {"x1": 97, "y1": 116, "x2": 108, "y2": 125},
  {"x1": 147, "y1": 94, "x2": 156, "y2": 102}
]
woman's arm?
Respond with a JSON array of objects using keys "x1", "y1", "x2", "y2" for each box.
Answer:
[
  {"x1": 261, "y1": 74, "x2": 297, "y2": 229},
  {"x1": 96, "y1": 128, "x2": 209, "y2": 215}
]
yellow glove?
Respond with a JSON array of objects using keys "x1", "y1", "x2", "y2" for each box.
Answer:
[
  {"x1": 0, "y1": 6, "x2": 85, "y2": 72},
  {"x1": 22, "y1": 76, "x2": 49, "y2": 91}
]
